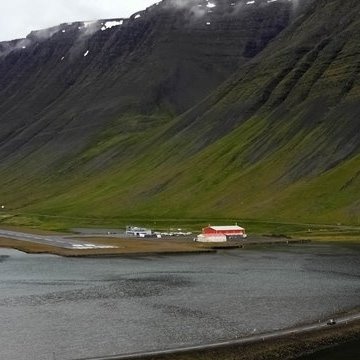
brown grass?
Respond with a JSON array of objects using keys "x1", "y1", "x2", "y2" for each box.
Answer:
[
  {"x1": 0, "y1": 238, "x2": 58, "y2": 254},
  {"x1": 295, "y1": 235, "x2": 360, "y2": 243},
  {"x1": 0, "y1": 235, "x2": 312, "y2": 257},
  {"x1": 0, "y1": 237, "x2": 217, "y2": 257}
]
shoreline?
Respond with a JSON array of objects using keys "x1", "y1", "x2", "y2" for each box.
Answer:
[
  {"x1": 78, "y1": 313, "x2": 360, "y2": 360},
  {"x1": 0, "y1": 234, "x2": 311, "y2": 258},
  {"x1": 1, "y1": 231, "x2": 359, "y2": 359}
]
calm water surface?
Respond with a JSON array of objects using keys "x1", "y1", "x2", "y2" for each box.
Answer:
[{"x1": 0, "y1": 243, "x2": 359, "y2": 360}]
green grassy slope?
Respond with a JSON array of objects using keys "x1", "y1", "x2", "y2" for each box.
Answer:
[{"x1": 0, "y1": 0, "x2": 359, "y2": 228}]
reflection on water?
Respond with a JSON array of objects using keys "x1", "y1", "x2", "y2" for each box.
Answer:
[{"x1": 0, "y1": 244, "x2": 359, "y2": 360}]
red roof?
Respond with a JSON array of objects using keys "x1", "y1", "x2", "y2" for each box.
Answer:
[{"x1": 208, "y1": 225, "x2": 245, "y2": 231}]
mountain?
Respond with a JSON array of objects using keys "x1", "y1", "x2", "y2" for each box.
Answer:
[{"x1": 0, "y1": 0, "x2": 359, "y2": 226}]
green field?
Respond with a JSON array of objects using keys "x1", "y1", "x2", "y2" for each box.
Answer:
[{"x1": 1, "y1": 212, "x2": 359, "y2": 244}]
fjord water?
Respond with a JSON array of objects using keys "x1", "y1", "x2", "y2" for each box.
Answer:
[{"x1": 0, "y1": 244, "x2": 359, "y2": 360}]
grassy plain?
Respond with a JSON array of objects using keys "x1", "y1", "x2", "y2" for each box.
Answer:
[
  {"x1": 0, "y1": 211, "x2": 359, "y2": 257},
  {"x1": 1, "y1": 212, "x2": 360, "y2": 242}
]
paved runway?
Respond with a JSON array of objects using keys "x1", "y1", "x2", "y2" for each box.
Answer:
[{"x1": 0, "y1": 229, "x2": 117, "y2": 250}]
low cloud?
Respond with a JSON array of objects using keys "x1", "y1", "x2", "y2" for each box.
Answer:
[
  {"x1": 0, "y1": 38, "x2": 32, "y2": 57},
  {"x1": 0, "y1": 0, "x2": 156, "y2": 41},
  {"x1": 168, "y1": 0, "x2": 195, "y2": 9},
  {"x1": 165, "y1": 0, "x2": 208, "y2": 19}
]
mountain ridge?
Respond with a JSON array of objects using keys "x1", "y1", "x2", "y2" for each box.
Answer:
[{"x1": 0, "y1": 0, "x2": 359, "y2": 226}]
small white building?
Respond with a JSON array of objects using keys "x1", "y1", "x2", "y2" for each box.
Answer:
[
  {"x1": 126, "y1": 226, "x2": 152, "y2": 237},
  {"x1": 196, "y1": 234, "x2": 227, "y2": 243}
]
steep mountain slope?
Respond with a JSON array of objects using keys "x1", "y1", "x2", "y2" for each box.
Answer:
[
  {"x1": 0, "y1": 0, "x2": 291, "y2": 169},
  {"x1": 0, "y1": 0, "x2": 359, "y2": 225}
]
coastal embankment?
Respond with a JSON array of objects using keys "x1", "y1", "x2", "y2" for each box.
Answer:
[
  {"x1": 81, "y1": 314, "x2": 360, "y2": 360},
  {"x1": 0, "y1": 226, "x2": 311, "y2": 257}
]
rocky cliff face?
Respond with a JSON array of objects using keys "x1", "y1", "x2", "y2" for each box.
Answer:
[
  {"x1": 0, "y1": 0, "x2": 359, "y2": 225},
  {"x1": 0, "y1": 0, "x2": 292, "y2": 166}
]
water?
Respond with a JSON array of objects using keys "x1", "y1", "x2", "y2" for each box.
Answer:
[{"x1": 0, "y1": 244, "x2": 359, "y2": 360}]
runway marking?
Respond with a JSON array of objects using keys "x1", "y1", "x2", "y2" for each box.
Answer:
[{"x1": 0, "y1": 229, "x2": 118, "y2": 250}]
